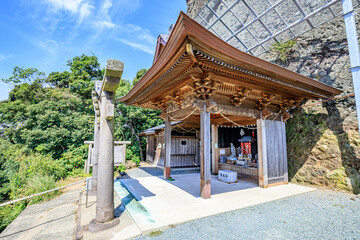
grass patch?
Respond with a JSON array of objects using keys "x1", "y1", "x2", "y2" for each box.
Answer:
[{"x1": 149, "y1": 230, "x2": 162, "y2": 237}]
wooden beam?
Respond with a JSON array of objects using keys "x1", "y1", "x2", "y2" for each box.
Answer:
[
  {"x1": 164, "y1": 115, "x2": 171, "y2": 180},
  {"x1": 193, "y1": 100, "x2": 260, "y2": 119},
  {"x1": 257, "y1": 118, "x2": 268, "y2": 188},
  {"x1": 211, "y1": 125, "x2": 218, "y2": 174},
  {"x1": 200, "y1": 102, "x2": 211, "y2": 199},
  {"x1": 84, "y1": 141, "x2": 131, "y2": 145},
  {"x1": 281, "y1": 116, "x2": 289, "y2": 183}
]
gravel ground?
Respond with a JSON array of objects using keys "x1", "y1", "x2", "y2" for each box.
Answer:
[{"x1": 135, "y1": 189, "x2": 360, "y2": 240}]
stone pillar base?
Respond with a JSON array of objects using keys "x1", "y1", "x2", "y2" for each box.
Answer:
[{"x1": 89, "y1": 218, "x2": 120, "y2": 232}]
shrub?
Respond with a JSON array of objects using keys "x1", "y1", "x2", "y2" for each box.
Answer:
[
  {"x1": 59, "y1": 145, "x2": 88, "y2": 173},
  {"x1": 270, "y1": 40, "x2": 296, "y2": 63},
  {"x1": 24, "y1": 174, "x2": 58, "y2": 204}
]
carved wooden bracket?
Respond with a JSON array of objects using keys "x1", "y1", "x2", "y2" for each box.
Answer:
[
  {"x1": 261, "y1": 108, "x2": 273, "y2": 119},
  {"x1": 173, "y1": 90, "x2": 184, "y2": 108},
  {"x1": 231, "y1": 88, "x2": 251, "y2": 107},
  {"x1": 279, "y1": 98, "x2": 303, "y2": 112},
  {"x1": 152, "y1": 99, "x2": 167, "y2": 111},
  {"x1": 190, "y1": 73, "x2": 219, "y2": 100},
  {"x1": 257, "y1": 92, "x2": 276, "y2": 110},
  {"x1": 282, "y1": 111, "x2": 293, "y2": 122}
]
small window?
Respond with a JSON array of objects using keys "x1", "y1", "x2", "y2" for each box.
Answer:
[{"x1": 181, "y1": 140, "x2": 187, "y2": 146}]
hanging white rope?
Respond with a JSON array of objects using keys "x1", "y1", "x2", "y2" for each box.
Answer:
[
  {"x1": 174, "y1": 123, "x2": 198, "y2": 133},
  {"x1": 212, "y1": 105, "x2": 281, "y2": 130},
  {"x1": 167, "y1": 106, "x2": 199, "y2": 121}
]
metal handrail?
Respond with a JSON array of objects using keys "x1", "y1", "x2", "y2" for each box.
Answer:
[{"x1": 0, "y1": 177, "x2": 94, "y2": 207}]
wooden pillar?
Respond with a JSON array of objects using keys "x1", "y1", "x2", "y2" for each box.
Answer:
[
  {"x1": 257, "y1": 118, "x2": 268, "y2": 188},
  {"x1": 164, "y1": 115, "x2": 171, "y2": 180},
  {"x1": 281, "y1": 116, "x2": 288, "y2": 183},
  {"x1": 200, "y1": 102, "x2": 211, "y2": 199},
  {"x1": 211, "y1": 124, "x2": 218, "y2": 174}
]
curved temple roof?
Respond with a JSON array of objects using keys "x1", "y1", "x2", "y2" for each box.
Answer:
[{"x1": 118, "y1": 12, "x2": 341, "y2": 111}]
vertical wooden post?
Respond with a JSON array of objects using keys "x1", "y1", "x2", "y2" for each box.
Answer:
[
  {"x1": 196, "y1": 130, "x2": 200, "y2": 166},
  {"x1": 281, "y1": 116, "x2": 288, "y2": 183},
  {"x1": 211, "y1": 124, "x2": 218, "y2": 174},
  {"x1": 200, "y1": 102, "x2": 211, "y2": 199},
  {"x1": 257, "y1": 118, "x2": 268, "y2": 188},
  {"x1": 164, "y1": 115, "x2": 171, "y2": 180}
]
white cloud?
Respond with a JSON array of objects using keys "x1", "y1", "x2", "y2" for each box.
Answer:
[
  {"x1": 44, "y1": 0, "x2": 84, "y2": 13},
  {"x1": 118, "y1": 39, "x2": 154, "y2": 54},
  {"x1": 0, "y1": 54, "x2": 11, "y2": 61},
  {"x1": 102, "y1": 0, "x2": 112, "y2": 12},
  {"x1": 43, "y1": 0, "x2": 94, "y2": 25},
  {"x1": 78, "y1": 3, "x2": 93, "y2": 24},
  {"x1": 95, "y1": 20, "x2": 116, "y2": 29},
  {"x1": 92, "y1": 0, "x2": 115, "y2": 31}
]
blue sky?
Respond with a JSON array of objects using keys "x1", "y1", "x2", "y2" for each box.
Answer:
[{"x1": 0, "y1": 0, "x2": 187, "y2": 100}]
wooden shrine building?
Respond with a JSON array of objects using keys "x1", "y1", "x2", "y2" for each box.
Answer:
[
  {"x1": 117, "y1": 12, "x2": 341, "y2": 199},
  {"x1": 139, "y1": 121, "x2": 201, "y2": 169}
]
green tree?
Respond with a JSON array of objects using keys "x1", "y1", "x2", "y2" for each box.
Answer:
[
  {"x1": 67, "y1": 54, "x2": 102, "y2": 99},
  {"x1": 132, "y1": 68, "x2": 147, "y2": 86},
  {"x1": 114, "y1": 69, "x2": 163, "y2": 164}
]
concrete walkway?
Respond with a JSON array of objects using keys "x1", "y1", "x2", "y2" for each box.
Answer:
[
  {"x1": 79, "y1": 190, "x2": 142, "y2": 240},
  {"x1": 0, "y1": 188, "x2": 80, "y2": 240},
  {"x1": 119, "y1": 167, "x2": 315, "y2": 234}
]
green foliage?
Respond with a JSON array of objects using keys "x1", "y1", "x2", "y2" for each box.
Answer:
[
  {"x1": 59, "y1": 145, "x2": 88, "y2": 172},
  {"x1": 0, "y1": 54, "x2": 100, "y2": 232},
  {"x1": 46, "y1": 71, "x2": 71, "y2": 88},
  {"x1": 0, "y1": 204, "x2": 25, "y2": 233},
  {"x1": 0, "y1": 139, "x2": 66, "y2": 232},
  {"x1": 114, "y1": 69, "x2": 163, "y2": 164},
  {"x1": 115, "y1": 164, "x2": 126, "y2": 173},
  {"x1": 2, "y1": 67, "x2": 45, "y2": 85},
  {"x1": 149, "y1": 230, "x2": 162, "y2": 237},
  {"x1": 0, "y1": 57, "x2": 157, "y2": 232},
  {"x1": 270, "y1": 40, "x2": 296, "y2": 63},
  {"x1": 0, "y1": 88, "x2": 93, "y2": 159},
  {"x1": 24, "y1": 175, "x2": 57, "y2": 204},
  {"x1": 132, "y1": 68, "x2": 147, "y2": 86},
  {"x1": 67, "y1": 54, "x2": 102, "y2": 99}
]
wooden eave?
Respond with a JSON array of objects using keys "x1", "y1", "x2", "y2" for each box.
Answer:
[{"x1": 118, "y1": 11, "x2": 342, "y2": 109}]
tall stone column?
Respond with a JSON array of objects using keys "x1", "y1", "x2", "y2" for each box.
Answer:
[
  {"x1": 90, "y1": 60, "x2": 123, "y2": 232},
  {"x1": 96, "y1": 91, "x2": 115, "y2": 223}
]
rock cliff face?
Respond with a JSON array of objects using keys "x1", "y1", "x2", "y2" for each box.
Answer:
[{"x1": 187, "y1": 0, "x2": 360, "y2": 193}]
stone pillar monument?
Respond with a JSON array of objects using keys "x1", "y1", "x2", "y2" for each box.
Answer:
[{"x1": 90, "y1": 59, "x2": 123, "y2": 232}]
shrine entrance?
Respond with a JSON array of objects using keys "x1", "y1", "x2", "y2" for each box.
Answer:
[{"x1": 117, "y1": 12, "x2": 341, "y2": 199}]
